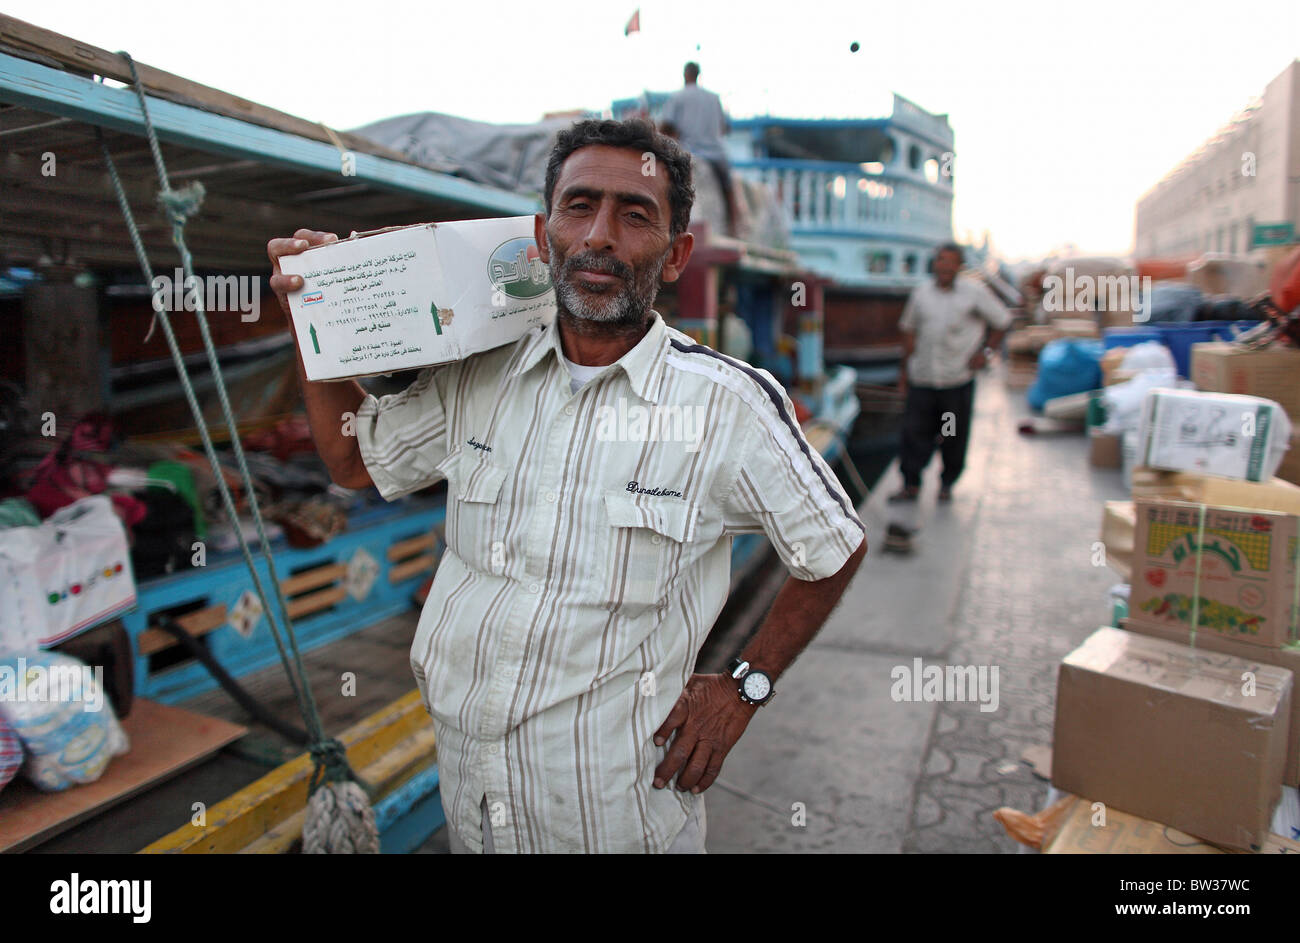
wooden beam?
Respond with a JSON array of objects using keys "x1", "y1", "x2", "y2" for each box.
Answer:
[
  {"x1": 0, "y1": 14, "x2": 412, "y2": 162},
  {"x1": 387, "y1": 533, "x2": 436, "y2": 561},
  {"x1": 0, "y1": 50, "x2": 538, "y2": 218},
  {"x1": 237, "y1": 725, "x2": 438, "y2": 854},
  {"x1": 279, "y1": 562, "x2": 347, "y2": 597},
  {"x1": 285, "y1": 585, "x2": 347, "y2": 620},
  {"x1": 139, "y1": 689, "x2": 432, "y2": 854},
  {"x1": 137, "y1": 604, "x2": 230, "y2": 656},
  {"x1": 389, "y1": 554, "x2": 436, "y2": 583}
]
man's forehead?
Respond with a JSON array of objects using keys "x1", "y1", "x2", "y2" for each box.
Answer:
[{"x1": 555, "y1": 145, "x2": 669, "y2": 204}]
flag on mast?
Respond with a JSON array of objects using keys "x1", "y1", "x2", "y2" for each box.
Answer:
[{"x1": 625, "y1": 8, "x2": 640, "y2": 35}]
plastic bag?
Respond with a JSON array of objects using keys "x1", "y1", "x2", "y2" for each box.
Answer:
[
  {"x1": 0, "y1": 651, "x2": 129, "y2": 791},
  {"x1": 1119, "y1": 340, "x2": 1175, "y2": 374},
  {"x1": 0, "y1": 714, "x2": 21, "y2": 794},
  {"x1": 1027, "y1": 339, "x2": 1103, "y2": 411}
]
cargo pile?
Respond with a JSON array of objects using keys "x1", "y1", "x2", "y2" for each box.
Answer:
[{"x1": 1048, "y1": 333, "x2": 1300, "y2": 852}]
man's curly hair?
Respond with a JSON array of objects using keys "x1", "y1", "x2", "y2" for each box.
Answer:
[{"x1": 544, "y1": 118, "x2": 695, "y2": 238}]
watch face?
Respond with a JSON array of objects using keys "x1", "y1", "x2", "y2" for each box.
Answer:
[{"x1": 742, "y1": 671, "x2": 771, "y2": 702}]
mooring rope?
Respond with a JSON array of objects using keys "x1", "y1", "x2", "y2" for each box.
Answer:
[{"x1": 96, "y1": 55, "x2": 376, "y2": 851}]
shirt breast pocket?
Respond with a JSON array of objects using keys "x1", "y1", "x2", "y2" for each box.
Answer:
[
  {"x1": 602, "y1": 490, "x2": 702, "y2": 617},
  {"x1": 436, "y1": 449, "x2": 509, "y2": 574}
]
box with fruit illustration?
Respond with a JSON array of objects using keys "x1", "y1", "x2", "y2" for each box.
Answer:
[{"x1": 1128, "y1": 498, "x2": 1300, "y2": 649}]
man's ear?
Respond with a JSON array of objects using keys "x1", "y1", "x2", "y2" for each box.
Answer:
[
  {"x1": 534, "y1": 213, "x2": 550, "y2": 263},
  {"x1": 659, "y1": 230, "x2": 695, "y2": 283}
]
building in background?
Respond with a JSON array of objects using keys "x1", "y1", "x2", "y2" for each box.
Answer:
[{"x1": 1135, "y1": 60, "x2": 1300, "y2": 260}]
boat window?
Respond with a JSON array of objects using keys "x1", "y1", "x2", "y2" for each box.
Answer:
[
  {"x1": 923, "y1": 158, "x2": 940, "y2": 184},
  {"x1": 904, "y1": 253, "x2": 918, "y2": 274},
  {"x1": 761, "y1": 124, "x2": 897, "y2": 164},
  {"x1": 867, "y1": 251, "x2": 892, "y2": 274},
  {"x1": 908, "y1": 144, "x2": 922, "y2": 170}
]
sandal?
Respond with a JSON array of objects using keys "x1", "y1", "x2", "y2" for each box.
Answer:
[{"x1": 887, "y1": 486, "x2": 920, "y2": 504}]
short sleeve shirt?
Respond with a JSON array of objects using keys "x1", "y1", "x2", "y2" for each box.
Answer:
[
  {"x1": 899, "y1": 276, "x2": 1012, "y2": 388},
  {"x1": 353, "y1": 312, "x2": 864, "y2": 852}
]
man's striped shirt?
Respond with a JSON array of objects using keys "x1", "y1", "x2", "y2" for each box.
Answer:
[{"x1": 355, "y1": 311, "x2": 864, "y2": 853}]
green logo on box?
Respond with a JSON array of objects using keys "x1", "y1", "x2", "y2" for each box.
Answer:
[{"x1": 488, "y1": 237, "x2": 552, "y2": 299}]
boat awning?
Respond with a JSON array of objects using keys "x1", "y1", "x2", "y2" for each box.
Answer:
[{"x1": 0, "y1": 16, "x2": 539, "y2": 274}]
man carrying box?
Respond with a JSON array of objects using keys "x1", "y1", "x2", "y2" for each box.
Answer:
[{"x1": 267, "y1": 118, "x2": 866, "y2": 854}]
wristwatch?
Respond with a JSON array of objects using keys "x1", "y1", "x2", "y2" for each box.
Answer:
[{"x1": 728, "y1": 657, "x2": 776, "y2": 707}]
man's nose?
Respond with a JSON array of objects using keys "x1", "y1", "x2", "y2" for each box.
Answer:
[{"x1": 581, "y1": 205, "x2": 618, "y2": 253}]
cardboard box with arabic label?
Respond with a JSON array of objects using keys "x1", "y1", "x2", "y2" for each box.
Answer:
[
  {"x1": 1128, "y1": 498, "x2": 1300, "y2": 649},
  {"x1": 279, "y1": 216, "x2": 556, "y2": 381}
]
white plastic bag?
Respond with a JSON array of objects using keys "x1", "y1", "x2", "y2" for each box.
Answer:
[
  {"x1": 0, "y1": 650, "x2": 129, "y2": 791},
  {"x1": 0, "y1": 495, "x2": 136, "y2": 651}
]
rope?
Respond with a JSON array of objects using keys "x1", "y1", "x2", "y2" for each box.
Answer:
[
  {"x1": 1187, "y1": 503, "x2": 1207, "y2": 650},
  {"x1": 97, "y1": 58, "x2": 375, "y2": 850}
]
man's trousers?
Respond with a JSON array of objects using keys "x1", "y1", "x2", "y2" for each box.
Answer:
[{"x1": 898, "y1": 379, "x2": 975, "y2": 491}]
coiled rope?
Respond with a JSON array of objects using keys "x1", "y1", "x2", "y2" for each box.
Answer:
[{"x1": 96, "y1": 54, "x2": 377, "y2": 853}]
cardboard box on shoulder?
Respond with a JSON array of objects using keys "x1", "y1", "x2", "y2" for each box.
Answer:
[
  {"x1": 1128, "y1": 498, "x2": 1300, "y2": 648},
  {"x1": 1122, "y1": 616, "x2": 1300, "y2": 787},
  {"x1": 1052, "y1": 626, "x2": 1291, "y2": 851},
  {"x1": 279, "y1": 216, "x2": 556, "y2": 381},
  {"x1": 1190, "y1": 342, "x2": 1300, "y2": 419}
]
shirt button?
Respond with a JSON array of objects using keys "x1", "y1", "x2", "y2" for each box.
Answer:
[
  {"x1": 528, "y1": 582, "x2": 540, "y2": 594},
  {"x1": 545, "y1": 491, "x2": 557, "y2": 503},
  {"x1": 650, "y1": 534, "x2": 663, "y2": 545},
  {"x1": 488, "y1": 744, "x2": 499, "y2": 755},
  {"x1": 564, "y1": 405, "x2": 576, "y2": 416}
]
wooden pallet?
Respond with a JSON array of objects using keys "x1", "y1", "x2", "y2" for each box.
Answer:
[{"x1": 0, "y1": 700, "x2": 246, "y2": 853}]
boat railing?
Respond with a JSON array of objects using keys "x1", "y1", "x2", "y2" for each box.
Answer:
[{"x1": 732, "y1": 159, "x2": 951, "y2": 241}]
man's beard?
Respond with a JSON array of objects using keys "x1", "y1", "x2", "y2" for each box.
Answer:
[{"x1": 546, "y1": 234, "x2": 666, "y2": 328}]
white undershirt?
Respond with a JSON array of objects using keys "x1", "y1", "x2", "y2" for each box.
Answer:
[{"x1": 561, "y1": 353, "x2": 605, "y2": 395}]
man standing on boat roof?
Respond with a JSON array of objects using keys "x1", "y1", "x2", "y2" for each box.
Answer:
[
  {"x1": 268, "y1": 118, "x2": 865, "y2": 854},
  {"x1": 660, "y1": 62, "x2": 737, "y2": 236},
  {"x1": 889, "y1": 242, "x2": 1011, "y2": 505}
]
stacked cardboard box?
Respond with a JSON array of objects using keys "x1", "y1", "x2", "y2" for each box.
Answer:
[
  {"x1": 1135, "y1": 388, "x2": 1293, "y2": 482},
  {"x1": 1117, "y1": 473, "x2": 1300, "y2": 787},
  {"x1": 1004, "y1": 324, "x2": 1062, "y2": 389},
  {"x1": 1191, "y1": 342, "x2": 1300, "y2": 487},
  {"x1": 1100, "y1": 500, "x2": 1134, "y2": 579},
  {"x1": 1052, "y1": 626, "x2": 1291, "y2": 851},
  {"x1": 1127, "y1": 499, "x2": 1300, "y2": 649}
]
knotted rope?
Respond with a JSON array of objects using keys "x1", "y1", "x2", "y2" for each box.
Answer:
[{"x1": 97, "y1": 53, "x2": 377, "y2": 853}]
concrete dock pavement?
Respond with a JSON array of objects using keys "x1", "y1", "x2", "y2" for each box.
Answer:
[{"x1": 704, "y1": 367, "x2": 1128, "y2": 853}]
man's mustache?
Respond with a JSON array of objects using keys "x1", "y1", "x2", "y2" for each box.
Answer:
[{"x1": 560, "y1": 251, "x2": 633, "y2": 282}]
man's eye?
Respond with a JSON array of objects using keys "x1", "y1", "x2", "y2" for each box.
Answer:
[
  {"x1": 628, "y1": 211, "x2": 648, "y2": 221},
  {"x1": 569, "y1": 202, "x2": 590, "y2": 211}
]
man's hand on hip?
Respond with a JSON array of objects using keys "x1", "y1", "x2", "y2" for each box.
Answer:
[{"x1": 652, "y1": 673, "x2": 756, "y2": 794}]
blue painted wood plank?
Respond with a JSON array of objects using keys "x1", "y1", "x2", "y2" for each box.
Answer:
[
  {"x1": 0, "y1": 51, "x2": 539, "y2": 217},
  {"x1": 375, "y1": 764, "x2": 445, "y2": 854}
]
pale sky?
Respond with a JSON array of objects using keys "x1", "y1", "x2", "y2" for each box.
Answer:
[{"x1": 6, "y1": 0, "x2": 1297, "y2": 260}]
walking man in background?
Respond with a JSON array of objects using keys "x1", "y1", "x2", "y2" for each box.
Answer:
[
  {"x1": 660, "y1": 62, "x2": 736, "y2": 234},
  {"x1": 890, "y1": 243, "x2": 1011, "y2": 504}
]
